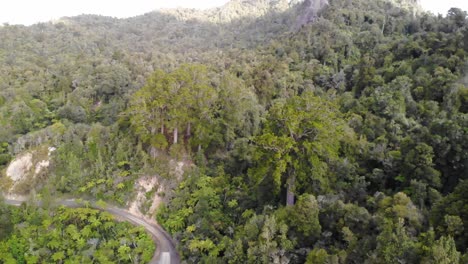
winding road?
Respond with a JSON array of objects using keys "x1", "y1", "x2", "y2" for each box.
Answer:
[{"x1": 4, "y1": 198, "x2": 180, "y2": 264}]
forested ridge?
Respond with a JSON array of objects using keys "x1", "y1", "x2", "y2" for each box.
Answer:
[{"x1": 0, "y1": 0, "x2": 468, "y2": 263}]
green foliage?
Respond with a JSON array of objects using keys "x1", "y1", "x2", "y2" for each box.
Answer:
[
  {"x1": 1, "y1": 0, "x2": 468, "y2": 262},
  {"x1": 373, "y1": 218, "x2": 418, "y2": 263},
  {"x1": 432, "y1": 180, "x2": 468, "y2": 250},
  {"x1": 0, "y1": 203, "x2": 154, "y2": 263},
  {"x1": 378, "y1": 192, "x2": 423, "y2": 229},
  {"x1": 156, "y1": 0, "x2": 467, "y2": 262},
  {"x1": 157, "y1": 169, "x2": 238, "y2": 262},
  {"x1": 306, "y1": 248, "x2": 329, "y2": 264},
  {"x1": 289, "y1": 194, "x2": 321, "y2": 238},
  {"x1": 127, "y1": 64, "x2": 218, "y2": 149},
  {"x1": 429, "y1": 236, "x2": 461, "y2": 264},
  {"x1": 0, "y1": 153, "x2": 11, "y2": 166},
  {"x1": 249, "y1": 92, "x2": 350, "y2": 205},
  {"x1": 244, "y1": 214, "x2": 294, "y2": 264},
  {"x1": 127, "y1": 65, "x2": 260, "y2": 157},
  {"x1": 50, "y1": 123, "x2": 147, "y2": 203}
]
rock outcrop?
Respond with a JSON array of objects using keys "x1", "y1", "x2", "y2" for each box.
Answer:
[{"x1": 295, "y1": 0, "x2": 329, "y2": 28}]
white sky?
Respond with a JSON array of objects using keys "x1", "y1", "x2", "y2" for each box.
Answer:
[
  {"x1": 422, "y1": 0, "x2": 468, "y2": 15},
  {"x1": 0, "y1": 0, "x2": 230, "y2": 25},
  {"x1": 0, "y1": 0, "x2": 467, "y2": 26}
]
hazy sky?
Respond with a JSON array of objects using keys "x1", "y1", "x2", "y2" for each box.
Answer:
[
  {"x1": 423, "y1": 0, "x2": 468, "y2": 15},
  {"x1": 0, "y1": 0, "x2": 467, "y2": 26},
  {"x1": 0, "y1": 0, "x2": 230, "y2": 25}
]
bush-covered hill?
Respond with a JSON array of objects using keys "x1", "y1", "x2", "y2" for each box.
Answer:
[{"x1": 1, "y1": 0, "x2": 467, "y2": 262}]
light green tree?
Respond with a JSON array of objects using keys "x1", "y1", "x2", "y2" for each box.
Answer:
[
  {"x1": 429, "y1": 236, "x2": 460, "y2": 264},
  {"x1": 127, "y1": 64, "x2": 217, "y2": 149},
  {"x1": 249, "y1": 92, "x2": 349, "y2": 205}
]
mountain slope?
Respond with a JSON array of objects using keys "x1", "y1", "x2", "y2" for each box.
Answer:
[{"x1": 1, "y1": 0, "x2": 467, "y2": 263}]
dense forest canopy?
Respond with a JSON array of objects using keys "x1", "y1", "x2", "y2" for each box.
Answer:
[{"x1": 0, "y1": 0, "x2": 468, "y2": 263}]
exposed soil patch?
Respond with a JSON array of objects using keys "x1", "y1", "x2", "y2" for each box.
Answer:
[{"x1": 3, "y1": 146, "x2": 54, "y2": 195}]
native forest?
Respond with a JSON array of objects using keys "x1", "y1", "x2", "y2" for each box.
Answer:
[{"x1": 0, "y1": 0, "x2": 467, "y2": 263}]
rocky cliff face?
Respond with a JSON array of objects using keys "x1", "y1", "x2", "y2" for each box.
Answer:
[
  {"x1": 388, "y1": 0, "x2": 423, "y2": 15},
  {"x1": 157, "y1": 0, "x2": 300, "y2": 23},
  {"x1": 295, "y1": 0, "x2": 329, "y2": 27}
]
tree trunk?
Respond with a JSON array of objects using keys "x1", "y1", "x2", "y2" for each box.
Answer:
[
  {"x1": 286, "y1": 174, "x2": 296, "y2": 206},
  {"x1": 150, "y1": 146, "x2": 157, "y2": 158},
  {"x1": 173, "y1": 127, "x2": 178, "y2": 144},
  {"x1": 382, "y1": 15, "x2": 387, "y2": 34},
  {"x1": 161, "y1": 123, "x2": 164, "y2": 134},
  {"x1": 186, "y1": 123, "x2": 191, "y2": 138}
]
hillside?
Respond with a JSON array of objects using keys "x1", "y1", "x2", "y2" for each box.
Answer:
[{"x1": 1, "y1": 0, "x2": 468, "y2": 263}]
